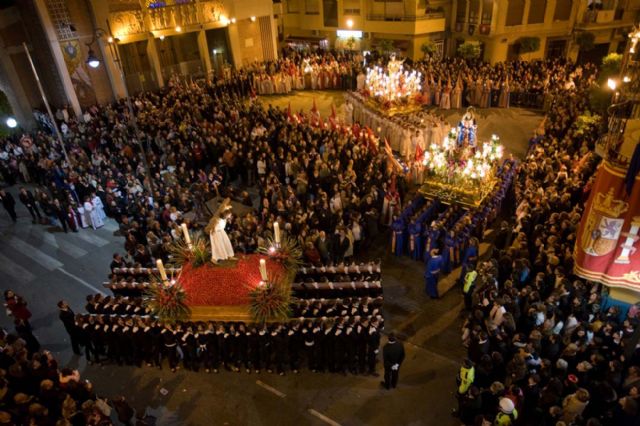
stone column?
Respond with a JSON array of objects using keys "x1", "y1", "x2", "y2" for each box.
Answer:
[
  {"x1": 146, "y1": 36, "x2": 164, "y2": 88},
  {"x1": 522, "y1": 0, "x2": 531, "y2": 25},
  {"x1": 197, "y1": 30, "x2": 213, "y2": 78},
  {"x1": 88, "y1": 0, "x2": 126, "y2": 100},
  {"x1": 33, "y1": 0, "x2": 82, "y2": 119},
  {"x1": 226, "y1": 23, "x2": 243, "y2": 69}
]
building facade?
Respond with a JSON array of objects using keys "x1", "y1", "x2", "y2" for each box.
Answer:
[
  {"x1": 1, "y1": 0, "x2": 640, "y2": 127},
  {"x1": 279, "y1": 0, "x2": 449, "y2": 59},
  {"x1": 451, "y1": 0, "x2": 640, "y2": 63},
  {"x1": 0, "y1": 0, "x2": 278, "y2": 126}
]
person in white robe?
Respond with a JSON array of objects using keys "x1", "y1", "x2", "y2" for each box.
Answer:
[
  {"x1": 83, "y1": 197, "x2": 104, "y2": 230},
  {"x1": 77, "y1": 205, "x2": 89, "y2": 228},
  {"x1": 92, "y1": 193, "x2": 106, "y2": 221},
  {"x1": 206, "y1": 199, "x2": 235, "y2": 263}
]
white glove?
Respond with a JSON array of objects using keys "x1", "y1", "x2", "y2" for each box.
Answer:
[{"x1": 391, "y1": 364, "x2": 399, "y2": 371}]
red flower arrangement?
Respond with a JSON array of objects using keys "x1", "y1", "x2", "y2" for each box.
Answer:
[{"x1": 178, "y1": 255, "x2": 284, "y2": 306}]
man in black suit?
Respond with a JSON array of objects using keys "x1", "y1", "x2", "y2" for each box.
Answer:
[
  {"x1": 58, "y1": 300, "x2": 81, "y2": 355},
  {"x1": 18, "y1": 187, "x2": 41, "y2": 223},
  {"x1": 0, "y1": 189, "x2": 16, "y2": 223},
  {"x1": 381, "y1": 332, "x2": 405, "y2": 390}
]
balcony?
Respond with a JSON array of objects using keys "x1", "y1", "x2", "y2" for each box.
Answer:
[
  {"x1": 364, "y1": 12, "x2": 445, "y2": 35},
  {"x1": 576, "y1": 7, "x2": 637, "y2": 30},
  {"x1": 366, "y1": 12, "x2": 445, "y2": 22},
  {"x1": 582, "y1": 9, "x2": 615, "y2": 24}
]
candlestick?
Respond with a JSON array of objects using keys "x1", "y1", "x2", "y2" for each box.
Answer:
[
  {"x1": 156, "y1": 259, "x2": 168, "y2": 283},
  {"x1": 181, "y1": 223, "x2": 192, "y2": 248},
  {"x1": 273, "y1": 221, "x2": 281, "y2": 244},
  {"x1": 259, "y1": 259, "x2": 268, "y2": 282}
]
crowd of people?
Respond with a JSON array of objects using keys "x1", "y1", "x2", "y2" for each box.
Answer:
[
  {"x1": 454, "y1": 72, "x2": 640, "y2": 425},
  {"x1": 245, "y1": 49, "x2": 591, "y2": 111},
  {"x1": 1, "y1": 291, "x2": 143, "y2": 425},
  {"x1": 61, "y1": 311, "x2": 384, "y2": 377},
  {"x1": 0, "y1": 46, "x2": 635, "y2": 424}
]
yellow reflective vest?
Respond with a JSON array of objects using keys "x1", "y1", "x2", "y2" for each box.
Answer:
[
  {"x1": 458, "y1": 365, "x2": 474, "y2": 394},
  {"x1": 463, "y1": 270, "x2": 478, "y2": 294},
  {"x1": 494, "y1": 409, "x2": 518, "y2": 426}
]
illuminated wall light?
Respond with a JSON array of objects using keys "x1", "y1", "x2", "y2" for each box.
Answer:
[
  {"x1": 250, "y1": 16, "x2": 256, "y2": 22},
  {"x1": 175, "y1": 25, "x2": 182, "y2": 32},
  {"x1": 159, "y1": 35, "x2": 165, "y2": 40},
  {"x1": 231, "y1": 17, "x2": 236, "y2": 24},
  {"x1": 107, "y1": 36, "x2": 113, "y2": 43},
  {"x1": 623, "y1": 76, "x2": 631, "y2": 83},
  {"x1": 346, "y1": 19, "x2": 353, "y2": 28},
  {"x1": 607, "y1": 78, "x2": 617, "y2": 90}
]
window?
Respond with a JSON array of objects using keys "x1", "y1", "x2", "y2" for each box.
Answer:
[
  {"x1": 528, "y1": 0, "x2": 547, "y2": 24},
  {"x1": 456, "y1": 0, "x2": 468, "y2": 24},
  {"x1": 554, "y1": 0, "x2": 572, "y2": 21},
  {"x1": 505, "y1": 0, "x2": 525, "y2": 26},
  {"x1": 323, "y1": 0, "x2": 338, "y2": 26},
  {"x1": 481, "y1": 0, "x2": 493, "y2": 24},
  {"x1": 287, "y1": 0, "x2": 299, "y2": 13},
  {"x1": 469, "y1": 0, "x2": 480, "y2": 24},
  {"x1": 305, "y1": 0, "x2": 320, "y2": 14}
]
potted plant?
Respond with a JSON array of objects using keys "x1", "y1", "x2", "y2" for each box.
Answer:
[
  {"x1": 457, "y1": 41, "x2": 481, "y2": 60},
  {"x1": 575, "y1": 31, "x2": 596, "y2": 52},
  {"x1": 420, "y1": 39, "x2": 437, "y2": 59},
  {"x1": 516, "y1": 36, "x2": 540, "y2": 60}
]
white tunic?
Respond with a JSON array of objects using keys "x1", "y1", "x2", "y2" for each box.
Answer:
[
  {"x1": 210, "y1": 218, "x2": 234, "y2": 261},
  {"x1": 83, "y1": 201, "x2": 104, "y2": 229}
]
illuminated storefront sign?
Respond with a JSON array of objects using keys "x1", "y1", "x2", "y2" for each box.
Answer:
[{"x1": 336, "y1": 30, "x2": 363, "y2": 39}]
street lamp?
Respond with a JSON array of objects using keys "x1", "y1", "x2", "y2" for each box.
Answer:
[
  {"x1": 6, "y1": 117, "x2": 17, "y2": 128},
  {"x1": 607, "y1": 78, "x2": 617, "y2": 91},
  {"x1": 86, "y1": 49, "x2": 100, "y2": 68}
]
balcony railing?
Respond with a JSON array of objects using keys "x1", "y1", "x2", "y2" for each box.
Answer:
[
  {"x1": 581, "y1": 9, "x2": 616, "y2": 24},
  {"x1": 366, "y1": 12, "x2": 444, "y2": 21}
]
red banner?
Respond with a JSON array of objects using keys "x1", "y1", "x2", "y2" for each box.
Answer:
[{"x1": 575, "y1": 161, "x2": 640, "y2": 290}]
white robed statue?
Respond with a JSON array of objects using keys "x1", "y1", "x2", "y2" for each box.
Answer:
[{"x1": 205, "y1": 198, "x2": 235, "y2": 263}]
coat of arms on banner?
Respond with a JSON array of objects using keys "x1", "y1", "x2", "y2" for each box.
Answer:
[{"x1": 581, "y1": 189, "x2": 628, "y2": 256}]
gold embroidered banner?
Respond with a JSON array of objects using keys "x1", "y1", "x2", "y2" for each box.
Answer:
[
  {"x1": 575, "y1": 161, "x2": 640, "y2": 290},
  {"x1": 60, "y1": 40, "x2": 96, "y2": 106}
]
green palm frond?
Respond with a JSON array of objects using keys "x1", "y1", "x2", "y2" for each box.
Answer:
[
  {"x1": 143, "y1": 275, "x2": 191, "y2": 324},
  {"x1": 248, "y1": 272, "x2": 293, "y2": 324},
  {"x1": 257, "y1": 233, "x2": 303, "y2": 274},
  {"x1": 167, "y1": 233, "x2": 209, "y2": 269}
]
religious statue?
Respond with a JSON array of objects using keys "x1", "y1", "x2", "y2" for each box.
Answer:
[
  {"x1": 205, "y1": 198, "x2": 235, "y2": 263},
  {"x1": 457, "y1": 107, "x2": 477, "y2": 148}
]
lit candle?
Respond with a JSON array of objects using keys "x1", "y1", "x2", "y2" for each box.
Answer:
[
  {"x1": 181, "y1": 223, "x2": 192, "y2": 248},
  {"x1": 273, "y1": 221, "x2": 281, "y2": 244},
  {"x1": 259, "y1": 258, "x2": 268, "y2": 282},
  {"x1": 156, "y1": 259, "x2": 168, "y2": 282}
]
